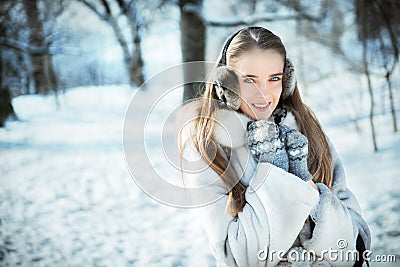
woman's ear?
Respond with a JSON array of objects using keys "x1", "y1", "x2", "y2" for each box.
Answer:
[
  {"x1": 282, "y1": 58, "x2": 296, "y2": 99},
  {"x1": 213, "y1": 66, "x2": 241, "y2": 110}
]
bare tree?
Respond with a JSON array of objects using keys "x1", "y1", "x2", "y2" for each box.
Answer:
[
  {"x1": 376, "y1": 28, "x2": 398, "y2": 133},
  {"x1": 384, "y1": 67, "x2": 398, "y2": 133},
  {"x1": 373, "y1": 0, "x2": 399, "y2": 133},
  {"x1": 0, "y1": 0, "x2": 67, "y2": 125},
  {"x1": 0, "y1": 1, "x2": 23, "y2": 124},
  {"x1": 179, "y1": 0, "x2": 206, "y2": 101},
  {"x1": 354, "y1": 0, "x2": 400, "y2": 150},
  {"x1": 355, "y1": 0, "x2": 378, "y2": 151},
  {"x1": 0, "y1": 1, "x2": 28, "y2": 93},
  {"x1": 0, "y1": 6, "x2": 15, "y2": 127},
  {"x1": 362, "y1": 44, "x2": 378, "y2": 151},
  {"x1": 23, "y1": 0, "x2": 58, "y2": 94},
  {"x1": 78, "y1": 0, "x2": 145, "y2": 87}
]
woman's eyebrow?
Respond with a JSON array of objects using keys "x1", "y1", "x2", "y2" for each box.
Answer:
[
  {"x1": 269, "y1": 72, "x2": 284, "y2": 77},
  {"x1": 240, "y1": 74, "x2": 258, "y2": 78},
  {"x1": 239, "y1": 73, "x2": 284, "y2": 78}
]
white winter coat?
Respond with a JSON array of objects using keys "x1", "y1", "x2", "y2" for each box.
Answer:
[{"x1": 179, "y1": 106, "x2": 371, "y2": 267}]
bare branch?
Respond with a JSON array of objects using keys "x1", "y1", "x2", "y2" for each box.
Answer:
[
  {"x1": 0, "y1": 37, "x2": 79, "y2": 55},
  {"x1": 205, "y1": 13, "x2": 321, "y2": 27},
  {"x1": 179, "y1": 1, "x2": 321, "y2": 28},
  {"x1": 77, "y1": 0, "x2": 108, "y2": 21},
  {"x1": 115, "y1": 0, "x2": 129, "y2": 14},
  {"x1": 115, "y1": 0, "x2": 137, "y2": 25},
  {"x1": 0, "y1": 37, "x2": 49, "y2": 54},
  {"x1": 100, "y1": 0, "x2": 113, "y2": 16}
]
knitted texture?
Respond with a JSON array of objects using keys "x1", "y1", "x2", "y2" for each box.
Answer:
[{"x1": 246, "y1": 120, "x2": 312, "y2": 182}]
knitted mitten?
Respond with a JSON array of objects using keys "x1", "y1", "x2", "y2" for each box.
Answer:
[
  {"x1": 280, "y1": 125, "x2": 313, "y2": 182},
  {"x1": 246, "y1": 120, "x2": 279, "y2": 163}
]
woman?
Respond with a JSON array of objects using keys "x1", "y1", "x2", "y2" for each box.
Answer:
[{"x1": 178, "y1": 27, "x2": 370, "y2": 266}]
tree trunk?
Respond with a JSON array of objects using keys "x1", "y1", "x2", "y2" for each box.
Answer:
[
  {"x1": 385, "y1": 71, "x2": 398, "y2": 132},
  {"x1": 363, "y1": 50, "x2": 378, "y2": 151},
  {"x1": 102, "y1": 0, "x2": 144, "y2": 87},
  {"x1": 0, "y1": 43, "x2": 2, "y2": 88},
  {"x1": 116, "y1": 0, "x2": 145, "y2": 87},
  {"x1": 45, "y1": 54, "x2": 58, "y2": 93},
  {"x1": 0, "y1": 87, "x2": 16, "y2": 127},
  {"x1": 23, "y1": 0, "x2": 56, "y2": 94},
  {"x1": 131, "y1": 22, "x2": 144, "y2": 86},
  {"x1": 179, "y1": 0, "x2": 206, "y2": 101},
  {"x1": 110, "y1": 20, "x2": 134, "y2": 85}
]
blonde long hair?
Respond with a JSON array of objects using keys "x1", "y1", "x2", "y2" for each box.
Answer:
[{"x1": 187, "y1": 27, "x2": 332, "y2": 216}]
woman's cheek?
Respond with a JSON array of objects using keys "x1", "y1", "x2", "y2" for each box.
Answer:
[
  {"x1": 239, "y1": 85, "x2": 251, "y2": 100},
  {"x1": 273, "y1": 84, "x2": 283, "y2": 96}
]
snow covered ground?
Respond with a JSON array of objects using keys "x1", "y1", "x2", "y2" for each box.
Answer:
[
  {"x1": 0, "y1": 86, "x2": 213, "y2": 266},
  {"x1": 0, "y1": 84, "x2": 399, "y2": 266}
]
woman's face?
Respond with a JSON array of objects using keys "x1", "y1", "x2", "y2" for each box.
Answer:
[{"x1": 229, "y1": 49, "x2": 284, "y2": 120}]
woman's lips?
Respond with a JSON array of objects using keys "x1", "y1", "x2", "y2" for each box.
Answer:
[{"x1": 252, "y1": 102, "x2": 271, "y2": 111}]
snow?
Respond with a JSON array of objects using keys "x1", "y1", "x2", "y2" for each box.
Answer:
[
  {"x1": 0, "y1": 85, "x2": 213, "y2": 266},
  {"x1": 0, "y1": 82, "x2": 399, "y2": 266},
  {"x1": 325, "y1": 116, "x2": 400, "y2": 256}
]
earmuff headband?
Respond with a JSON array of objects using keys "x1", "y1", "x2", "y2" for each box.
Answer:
[{"x1": 220, "y1": 26, "x2": 264, "y2": 65}]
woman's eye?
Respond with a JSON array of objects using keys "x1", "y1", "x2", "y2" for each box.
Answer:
[
  {"x1": 244, "y1": 78, "x2": 254, "y2": 83},
  {"x1": 270, "y1": 76, "x2": 281, "y2": 81}
]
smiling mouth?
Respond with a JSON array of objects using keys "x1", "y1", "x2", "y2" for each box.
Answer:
[{"x1": 252, "y1": 102, "x2": 271, "y2": 109}]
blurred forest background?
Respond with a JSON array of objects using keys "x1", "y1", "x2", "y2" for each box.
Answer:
[
  {"x1": 0, "y1": 0, "x2": 400, "y2": 266},
  {"x1": 0, "y1": 0, "x2": 399, "y2": 150}
]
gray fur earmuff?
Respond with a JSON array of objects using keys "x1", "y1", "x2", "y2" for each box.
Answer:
[
  {"x1": 281, "y1": 58, "x2": 296, "y2": 99},
  {"x1": 213, "y1": 66, "x2": 241, "y2": 110}
]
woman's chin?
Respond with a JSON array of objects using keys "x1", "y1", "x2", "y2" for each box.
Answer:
[
  {"x1": 239, "y1": 107, "x2": 273, "y2": 121},
  {"x1": 252, "y1": 111, "x2": 273, "y2": 121}
]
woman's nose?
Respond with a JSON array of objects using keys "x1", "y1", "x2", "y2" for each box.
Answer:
[{"x1": 256, "y1": 82, "x2": 272, "y2": 98}]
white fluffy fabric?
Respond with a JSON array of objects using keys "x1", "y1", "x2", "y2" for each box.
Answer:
[{"x1": 213, "y1": 109, "x2": 251, "y2": 148}]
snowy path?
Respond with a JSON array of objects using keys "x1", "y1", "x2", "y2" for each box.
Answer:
[
  {"x1": 0, "y1": 86, "x2": 212, "y2": 266},
  {"x1": 0, "y1": 86, "x2": 398, "y2": 266}
]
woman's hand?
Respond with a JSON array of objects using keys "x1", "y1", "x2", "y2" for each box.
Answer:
[
  {"x1": 246, "y1": 120, "x2": 279, "y2": 163},
  {"x1": 283, "y1": 126, "x2": 313, "y2": 182}
]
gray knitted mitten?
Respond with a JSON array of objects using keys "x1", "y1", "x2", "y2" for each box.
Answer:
[
  {"x1": 280, "y1": 125, "x2": 313, "y2": 182},
  {"x1": 246, "y1": 121, "x2": 312, "y2": 182},
  {"x1": 246, "y1": 120, "x2": 280, "y2": 163}
]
